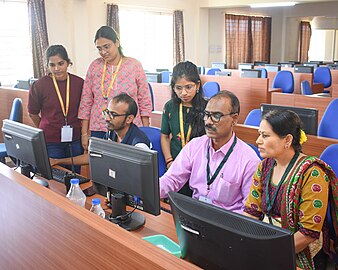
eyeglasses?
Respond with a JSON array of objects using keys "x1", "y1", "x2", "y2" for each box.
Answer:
[
  {"x1": 97, "y1": 43, "x2": 113, "y2": 53},
  {"x1": 203, "y1": 110, "x2": 237, "y2": 123},
  {"x1": 174, "y1": 84, "x2": 197, "y2": 93},
  {"x1": 102, "y1": 109, "x2": 129, "y2": 119}
]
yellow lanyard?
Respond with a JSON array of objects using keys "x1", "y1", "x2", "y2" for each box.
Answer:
[
  {"x1": 52, "y1": 74, "x2": 70, "y2": 124},
  {"x1": 101, "y1": 57, "x2": 123, "y2": 101},
  {"x1": 179, "y1": 103, "x2": 192, "y2": 147}
]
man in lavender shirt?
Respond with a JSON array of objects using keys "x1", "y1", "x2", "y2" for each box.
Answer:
[{"x1": 160, "y1": 90, "x2": 260, "y2": 213}]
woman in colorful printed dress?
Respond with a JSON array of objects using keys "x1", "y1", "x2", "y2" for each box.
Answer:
[
  {"x1": 243, "y1": 110, "x2": 338, "y2": 270},
  {"x1": 160, "y1": 61, "x2": 207, "y2": 196},
  {"x1": 78, "y1": 26, "x2": 152, "y2": 150}
]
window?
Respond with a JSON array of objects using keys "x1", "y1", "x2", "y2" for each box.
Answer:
[
  {"x1": 308, "y1": 29, "x2": 338, "y2": 61},
  {"x1": 119, "y1": 8, "x2": 173, "y2": 72},
  {"x1": 0, "y1": 0, "x2": 33, "y2": 86}
]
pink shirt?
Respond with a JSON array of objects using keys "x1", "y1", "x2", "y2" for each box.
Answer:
[
  {"x1": 78, "y1": 57, "x2": 152, "y2": 131},
  {"x1": 160, "y1": 133, "x2": 260, "y2": 213}
]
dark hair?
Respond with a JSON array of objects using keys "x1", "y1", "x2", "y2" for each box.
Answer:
[
  {"x1": 170, "y1": 61, "x2": 207, "y2": 138},
  {"x1": 112, "y1": 93, "x2": 138, "y2": 117},
  {"x1": 45, "y1": 45, "x2": 71, "y2": 65},
  {"x1": 94, "y1": 26, "x2": 124, "y2": 56},
  {"x1": 210, "y1": 90, "x2": 240, "y2": 115},
  {"x1": 262, "y1": 110, "x2": 302, "y2": 152}
]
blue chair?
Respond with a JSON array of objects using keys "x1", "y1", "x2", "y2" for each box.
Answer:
[
  {"x1": 206, "y1": 68, "x2": 221, "y2": 75},
  {"x1": 256, "y1": 68, "x2": 268, "y2": 78},
  {"x1": 202, "y1": 81, "x2": 220, "y2": 100},
  {"x1": 318, "y1": 98, "x2": 338, "y2": 139},
  {"x1": 161, "y1": 71, "x2": 171, "y2": 83},
  {"x1": 148, "y1": 83, "x2": 154, "y2": 111},
  {"x1": 244, "y1": 109, "x2": 261, "y2": 127},
  {"x1": 300, "y1": 80, "x2": 312, "y2": 95},
  {"x1": 247, "y1": 143, "x2": 263, "y2": 160},
  {"x1": 272, "y1": 70, "x2": 294, "y2": 94},
  {"x1": 139, "y1": 126, "x2": 166, "y2": 177},
  {"x1": 314, "y1": 66, "x2": 332, "y2": 90},
  {"x1": 0, "y1": 98, "x2": 23, "y2": 163}
]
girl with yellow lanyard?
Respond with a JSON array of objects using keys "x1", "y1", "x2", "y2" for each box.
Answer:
[{"x1": 161, "y1": 61, "x2": 207, "y2": 197}]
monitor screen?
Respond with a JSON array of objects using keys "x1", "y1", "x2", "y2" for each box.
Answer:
[
  {"x1": 260, "y1": 104, "x2": 318, "y2": 135},
  {"x1": 2, "y1": 119, "x2": 52, "y2": 179},
  {"x1": 294, "y1": 65, "x2": 314, "y2": 74},
  {"x1": 238, "y1": 63, "x2": 254, "y2": 70},
  {"x1": 240, "y1": 69, "x2": 262, "y2": 78},
  {"x1": 169, "y1": 192, "x2": 296, "y2": 270},
  {"x1": 278, "y1": 62, "x2": 294, "y2": 68},
  {"x1": 211, "y1": 62, "x2": 227, "y2": 69},
  {"x1": 303, "y1": 62, "x2": 319, "y2": 68},
  {"x1": 88, "y1": 137, "x2": 160, "y2": 231},
  {"x1": 254, "y1": 61, "x2": 268, "y2": 66},
  {"x1": 265, "y1": 64, "x2": 281, "y2": 72},
  {"x1": 215, "y1": 71, "x2": 231, "y2": 77},
  {"x1": 146, "y1": 72, "x2": 162, "y2": 83}
]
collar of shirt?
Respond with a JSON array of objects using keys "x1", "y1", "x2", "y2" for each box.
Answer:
[{"x1": 209, "y1": 132, "x2": 236, "y2": 156}]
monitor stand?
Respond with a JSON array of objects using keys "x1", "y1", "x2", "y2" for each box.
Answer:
[
  {"x1": 108, "y1": 193, "x2": 145, "y2": 231},
  {"x1": 20, "y1": 163, "x2": 49, "y2": 188}
]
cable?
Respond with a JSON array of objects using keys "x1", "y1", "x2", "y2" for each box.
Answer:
[{"x1": 108, "y1": 201, "x2": 139, "y2": 223}]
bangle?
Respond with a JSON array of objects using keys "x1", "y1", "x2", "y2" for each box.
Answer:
[
  {"x1": 166, "y1": 159, "x2": 173, "y2": 166},
  {"x1": 165, "y1": 156, "x2": 173, "y2": 162}
]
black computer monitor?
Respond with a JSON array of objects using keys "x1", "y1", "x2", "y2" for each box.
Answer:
[
  {"x1": 240, "y1": 68, "x2": 262, "y2": 78},
  {"x1": 211, "y1": 62, "x2": 227, "y2": 69},
  {"x1": 169, "y1": 192, "x2": 296, "y2": 270},
  {"x1": 278, "y1": 62, "x2": 294, "y2": 68},
  {"x1": 238, "y1": 63, "x2": 254, "y2": 70},
  {"x1": 260, "y1": 104, "x2": 318, "y2": 135},
  {"x1": 88, "y1": 137, "x2": 160, "y2": 231},
  {"x1": 145, "y1": 72, "x2": 162, "y2": 83},
  {"x1": 2, "y1": 119, "x2": 52, "y2": 181},
  {"x1": 265, "y1": 64, "x2": 281, "y2": 72},
  {"x1": 254, "y1": 61, "x2": 268, "y2": 66},
  {"x1": 294, "y1": 65, "x2": 314, "y2": 74},
  {"x1": 303, "y1": 62, "x2": 319, "y2": 68}
]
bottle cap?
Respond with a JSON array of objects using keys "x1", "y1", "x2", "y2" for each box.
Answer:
[
  {"x1": 70, "y1": 178, "x2": 80, "y2": 185},
  {"x1": 92, "y1": 198, "x2": 101, "y2": 205}
]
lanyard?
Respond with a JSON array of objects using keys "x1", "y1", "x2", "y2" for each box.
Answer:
[
  {"x1": 265, "y1": 151, "x2": 300, "y2": 220},
  {"x1": 101, "y1": 57, "x2": 122, "y2": 102},
  {"x1": 179, "y1": 103, "x2": 192, "y2": 147},
  {"x1": 206, "y1": 136, "x2": 237, "y2": 190},
  {"x1": 52, "y1": 74, "x2": 70, "y2": 124}
]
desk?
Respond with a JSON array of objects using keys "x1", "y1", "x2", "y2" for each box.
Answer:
[{"x1": 0, "y1": 163, "x2": 198, "y2": 269}]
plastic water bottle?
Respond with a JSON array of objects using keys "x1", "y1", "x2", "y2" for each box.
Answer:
[
  {"x1": 66, "y1": 179, "x2": 86, "y2": 208},
  {"x1": 90, "y1": 198, "x2": 105, "y2": 218}
]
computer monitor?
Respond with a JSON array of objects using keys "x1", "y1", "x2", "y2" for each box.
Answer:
[
  {"x1": 254, "y1": 61, "x2": 268, "y2": 66},
  {"x1": 303, "y1": 62, "x2": 319, "y2": 68},
  {"x1": 278, "y1": 62, "x2": 294, "y2": 68},
  {"x1": 211, "y1": 62, "x2": 227, "y2": 69},
  {"x1": 169, "y1": 192, "x2": 296, "y2": 270},
  {"x1": 264, "y1": 64, "x2": 281, "y2": 72},
  {"x1": 238, "y1": 63, "x2": 254, "y2": 70},
  {"x1": 215, "y1": 71, "x2": 231, "y2": 77},
  {"x1": 2, "y1": 119, "x2": 52, "y2": 181},
  {"x1": 240, "y1": 69, "x2": 262, "y2": 78},
  {"x1": 15, "y1": 79, "x2": 30, "y2": 90},
  {"x1": 146, "y1": 72, "x2": 162, "y2": 83},
  {"x1": 88, "y1": 137, "x2": 160, "y2": 231},
  {"x1": 156, "y1": 68, "x2": 169, "y2": 72},
  {"x1": 328, "y1": 64, "x2": 338, "y2": 70},
  {"x1": 260, "y1": 104, "x2": 318, "y2": 135},
  {"x1": 294, "y1": 65, "x2": 314, "y2": 74}
]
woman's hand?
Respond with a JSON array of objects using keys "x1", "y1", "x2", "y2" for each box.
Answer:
[{"x1": 81, "y1": 133, "x2": 90, "y2": 151}]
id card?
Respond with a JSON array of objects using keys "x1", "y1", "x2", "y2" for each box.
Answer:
[
  {"x1": 199, "y1": 195, "x2": 212, "y2": 204},
  {"x1": 61, "y1": 125, "x2": 73, "y2": 142}
]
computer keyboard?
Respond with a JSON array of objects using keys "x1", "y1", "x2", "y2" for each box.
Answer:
[{"x1": 52, "y1": 167, "x2": 90, "y2": 185}]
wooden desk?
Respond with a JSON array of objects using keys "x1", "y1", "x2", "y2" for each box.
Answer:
[
  {"x1": 200, "y1": 75, "x2": 280, "y2": 123},
  {"x1": 271, "y1": 92, "x2": 333, "y2": 124},
  {"x1": 0, "y1": 163, "x2": 198, "y2": 269},
  {"x1": 234, "y1": 124, "x2": 338, "y2": 157}
]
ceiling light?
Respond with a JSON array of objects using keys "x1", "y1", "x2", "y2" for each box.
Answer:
[{"x1": 250, "y1": 2, "x2": 297, "y2": 8}]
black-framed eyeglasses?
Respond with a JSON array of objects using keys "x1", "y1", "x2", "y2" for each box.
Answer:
[
  {"x1": 102, "y1": 109, "x2": 129, "y2": 119},
  {"x1": 203, "y1": 110, "x2": 237, "y2": 123}
]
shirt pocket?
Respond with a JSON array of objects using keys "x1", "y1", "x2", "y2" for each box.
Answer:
[{"x1": 213, "y1": 178, "x2": 241, "y2": 205}]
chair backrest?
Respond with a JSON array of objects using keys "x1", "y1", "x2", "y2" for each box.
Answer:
[
  {"x1": 256, "y1": 68, "x2": 268, "y2": 78},
  {"x1": 272, "y1": 70, "x2": 294, "y2": 94},
  {"x1": 314, "y1": 66, "x2": 332, "y2": 88},
  {"x1": 202, "y1": 81, "x2": 220, "y2": 100},
  {"x1": 9, "y1": 98, "x2": 23, "y2": 122},
  {"x1": 244, "y1": 109, "x2": 261, "y2": 127},
  {"x1": 300, "y1": 80, "x2": 312, "y2": 95},
  {"x1": 139, "y1": 126, "x2": 166, "y2": 177},
  {"x1": 206, "y1": 68, "x2": 221, "y2": 75},
  {"x1": 318, "y1": 98, "x2": 338, "y2": 139},
  {"x1": 161, "y1": 71, "x2": 171, "y2": 83},
  {"x1": 320, "y1": 144, "x2": 338, "y2": 176},
  {"x1": 148, "y1": 83, "x2": 154, "y2": 111}
]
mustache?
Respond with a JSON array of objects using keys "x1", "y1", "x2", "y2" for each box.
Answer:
[{"x1": 205, "y1": 124, "x2": 217, "y2": 132}]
